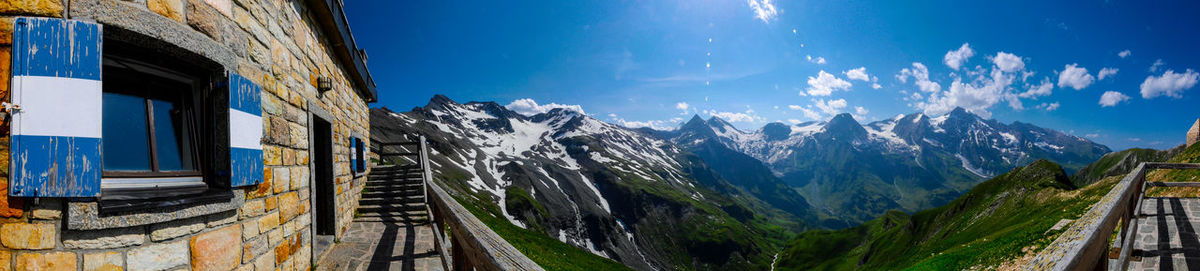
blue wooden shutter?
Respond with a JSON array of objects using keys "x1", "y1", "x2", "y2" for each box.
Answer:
[
  {"x1": 228, "y1": 72, "x2": 263, "y2": 187},
  {"x1": 9, "y1": 17, "x2": 103, "y2": 197},
  {"x1": 350, "y1": 137, "x2": 358, "y2": 173}
]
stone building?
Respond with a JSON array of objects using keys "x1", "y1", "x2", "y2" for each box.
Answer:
[
  {"x1": 0, "y1": 0, "x2": 375, "y2": 270},
  {"x1": 1189, "y1": 118, "x2": 1199, "y2": 148}
]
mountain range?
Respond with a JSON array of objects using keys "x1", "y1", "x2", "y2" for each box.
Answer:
[
  {"x1": 661, "y1": 108, "x2": 1110, "y2": 225},
  {"x1": 774, "y1": 142, "x2": 1199, "y2": 270},
  {"x1": 370, "y1": 95, "x2": 1114, "y2": 270},
  {"x1": 372, "y1": 95, "x2": 803, "y2": 270}
]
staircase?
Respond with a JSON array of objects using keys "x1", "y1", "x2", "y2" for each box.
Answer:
[{"x1": 355, "y1": 164, "x2": 430, "y2": 223}]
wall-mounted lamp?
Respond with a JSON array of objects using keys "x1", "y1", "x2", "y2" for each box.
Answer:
[{"x1": 316, "y1": 76, "x2": 333, "y2": 95}]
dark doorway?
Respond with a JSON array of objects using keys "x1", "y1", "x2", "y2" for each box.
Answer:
[{"x1": 312, "y1": 116, "x2": 336, "y2": 236}]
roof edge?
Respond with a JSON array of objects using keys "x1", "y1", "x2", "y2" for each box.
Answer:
[{"x1": 306, "y1": 0, "x2": 377, "y2": 103}]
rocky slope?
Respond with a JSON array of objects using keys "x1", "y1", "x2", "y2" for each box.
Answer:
[
  {"x1": 663, "y1": 108, "x2": 1111, "y2": 226},
  {"x1": 370, "y1": 95, "x2": 813, "y2": 270}
]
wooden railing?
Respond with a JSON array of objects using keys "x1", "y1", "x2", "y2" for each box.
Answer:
[
  {"x1": 1030, "y1": 162, "x2": 1200, "y2": 270},
  {"x1": 371, "y1": 136, "x2": 544, "y2": 271}
]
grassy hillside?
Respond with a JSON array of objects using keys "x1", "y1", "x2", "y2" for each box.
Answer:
[
  {"x1": 457, "y1": 194, "x2": 634, "y2": 271},
  {"x1": 1071, "y1": 146, "x2": 1183, "y2": 186},
  {"x1": 1145, "y1": 143, "x2": 1200, "y2": 197},
  {"x1": 774, "y1": 160, "x2": 1122, "y2": 270}
]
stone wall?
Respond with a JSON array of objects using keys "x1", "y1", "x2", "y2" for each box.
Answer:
[
  {"x1": 0, "y1": 0, "x2": 371, "y2": 270},
  {"x1": 1189, "y1": 119, "x2": 1199, "y2": 148}
]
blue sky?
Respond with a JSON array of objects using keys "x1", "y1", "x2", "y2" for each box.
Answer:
[{"x1": 344, "y1": 0, "x2": 1200, "y2": 151}]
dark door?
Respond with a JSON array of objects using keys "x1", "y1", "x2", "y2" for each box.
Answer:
[{"x1": 312, "y1": 116, "x2": 336, "y2": 235}]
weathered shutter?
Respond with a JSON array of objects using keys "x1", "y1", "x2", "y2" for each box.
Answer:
[
  {"x1": 350, "y1": 137, "x2": 358, "y2": 172},
  {"x1": 228, "y1": 73, "x2": 263, "y2": 187},
  {"x1": 9, "y1": 17, "x2": 103, "y2": 197}
]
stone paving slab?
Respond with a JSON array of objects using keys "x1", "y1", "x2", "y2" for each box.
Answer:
[
  {"x1": 316, "y1": 220, "x2": 444, "y2": 271},
  {"x1": 1126, "y1": 198, "x2": 1200, "y2": 271}
]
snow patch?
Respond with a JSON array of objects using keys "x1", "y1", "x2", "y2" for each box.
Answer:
[{"x1": 956, "y1": 154, "x2": 990, "y2": 178}]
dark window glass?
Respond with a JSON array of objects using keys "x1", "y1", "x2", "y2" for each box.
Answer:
[
  {"x1": 356, "y1": 139, "x2": 365, "y2": 172},
  {"x1": 153, "y1": 98, "x2": 194, "y2": 171},
  {"x1": 101, "y1": 69, "x2": 199, "y2": 176},
  {"x1": 102, "y1": 92, "x2": 152, "y2": 171}
]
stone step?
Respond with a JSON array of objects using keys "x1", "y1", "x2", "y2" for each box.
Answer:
[
  {"x1": 372, "y1": 165, "x2": 421, "y2": 170},
  {"x1": 366, "y1": 180, "x2": 425, "y2": 184},
  {"x1": 367, "y1": 175, "x2": 424, "y2": 180},
  {"x1": 364, "y1": 180, "x2": 423, "y2": 186},
  {"x1": 352, "y1": 216, "x2": 429, "y2": 223},
  {"x1": 366, "y1": 183, "x2": 422, "y2": 189},
  {"x1": 368, "y1": 167, "x2": 423, "y2": 173},
  {"x1": 358, "y1": 197, "x2": 425, "y2": 205},
  {"x1": 368, "y1": 172, "x2": 424, "y2": 177},
  {"x1": 360, "y1": 190, "x2": 423, "y2": 198},
  {"x1": 354, "y1": 210, "x2": 429, "y2": 219},
  {"x1": 362, "y1": 186, "x2": 423, "y2": 194},
  {"x1": 357, "y1": 204, "x2": 427, "y2": 213}
]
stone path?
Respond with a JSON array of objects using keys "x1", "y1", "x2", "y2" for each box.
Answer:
[
  {"x1": 1126, "y1": 197, "x2": 1200, "y2": 271},
  {"x1": 315, "y1": 220, "x2": 443, "y2": 271},
  {"x1": 316, "y1": 165, "x2": 444, "y2": 271}
]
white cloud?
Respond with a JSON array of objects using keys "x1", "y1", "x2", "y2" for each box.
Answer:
[
  {"x1": 675, "y1": 102, "x2": 690, "y2": 115},
  {"x1": 710, "y1": 111, "x2": 758, "y2": 123},
  {"x1": 1097, "y1": 68, "x2": 1119, "y2": 80},
  {"x1": 505, "y1": 98, "x2": 586, "y2": 116},
  {"x1": 787, "y1": 103, "x2": 825, "y2": 120},
  {"x1": 1139, "y1": 69, "x2": 1199, "y2": 99},
  {"x1": 747, "y1": 0, "x2": 778, "y2": 23},
  {"x1": 871, "y1": 83, "x2": 882, "y2": 89},
  {"x1": 914, "y1": 69, "x2": 1017, "y2": 118},
  {"x1": 787, "y1": 119, "x2": 803, "y2": 124},
  {"x1": 614, "y1": 119, "x2": 677, "y2": 130},
  {"x1": 990, "y1": 52, "x2": 1025, "y2": 73},
  {"x1": 1150, "y1": 59, "x2": 1165, "y2": 72},
  {"x1": 1018, "y1": 78, "x2": 1053, "y2": 98},
  {"x1": 806, "y1": 55, "x2": 827, "y2": 64},
  {"x1": 814, "y1": 99, "x2": 847, "y2": 115},
  {"x1": 1099, "y1": 91, "x2": 1130, "y2": 107},
  {"x1": 844, "y1": 67, "x2": 872, "y2": 82},
  {"x1": 798, "y1": 107, "x2": 822, "y2": 120},
  {"x1": 897, "y1": 62, "x2": 942, "y2": 93},
  {"x1": 806, "y1": 70, "x2": 853, "y2": 96},
  {"x1": 1085, "y1": 133, "x2": 1100, "y2": 138},
  {"x1": 1057, "y1": 64, "x2": 1095, "y2": 90},
  {"x1": 943, "y1": 43, "x2": 975, "y2": 70},
  {"x1": 1118, "y1": 50, "x2": 1131, "y2": 58},
  {"x1": 1037, "y1": 102, "x2": 1060, "y2": 111},
  {"x1": 854, "y1": 106, "x2": 869, "y2": 115}
]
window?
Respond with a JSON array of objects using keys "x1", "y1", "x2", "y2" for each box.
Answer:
[
  {"x1": 99, "y1": 55, "x2": 208, "y2": 200},
  {"x1": 352, "y1": 136, "x2": 366, "y2": 175}
]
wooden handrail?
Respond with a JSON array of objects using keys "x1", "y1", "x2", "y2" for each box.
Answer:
[
  {"x1": 374, "y1": 135, "x2": 544, "y2": 271},
  {"x1": 1028, "y1": 162, "x2": 1200, "y2": 270}
]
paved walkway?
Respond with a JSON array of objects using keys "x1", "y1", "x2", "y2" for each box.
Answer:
[
  {"x1": 315, "y1": 220, "x2": 443, "y2": 271},
  {"x1": 1127, "y1": 197, "x2": 1200, "y2": 271},
  {"x1": 316, "y1": 164, "x2": 444, "y2": 271}
]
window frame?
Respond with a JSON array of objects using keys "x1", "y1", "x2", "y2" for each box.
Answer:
[
  {"x1": 100, "y1": 67, "x2": 203, "y2": 178},
  {"x1": 98, "y1": 47, "x2": 216, "y2": 202}
]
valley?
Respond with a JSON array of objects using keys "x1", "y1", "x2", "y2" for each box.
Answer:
[{"x1": 368, "y1": 94, "x2": 1136, "y2": 270}]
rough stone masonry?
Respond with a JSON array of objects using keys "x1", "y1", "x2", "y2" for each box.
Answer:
[
  {"x1": 0, "y1": 0, "x2": 374, "y2": 270},
  {"x1": 1188, "y1": 118, "x2": 1199, "y2": 148}
]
